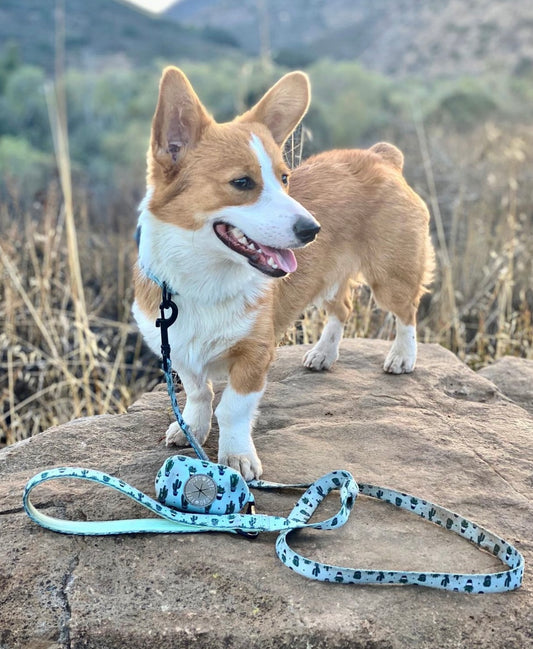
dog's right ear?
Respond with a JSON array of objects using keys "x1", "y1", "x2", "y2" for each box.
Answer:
[{"x1": 151, "y1": 67, "x2": 212, "y2": 173}]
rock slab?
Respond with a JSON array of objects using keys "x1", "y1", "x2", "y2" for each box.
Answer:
[
  {"x1": 478, "y1": 355, "x2": 533, "y2": 416},
  {"x1": 1, "y1": 340, "x2": 532, "y2": 649}
]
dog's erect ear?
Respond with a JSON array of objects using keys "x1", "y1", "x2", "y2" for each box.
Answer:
[
  {"x1": 151, "y1": 67, "x2": 212, "y2": 171},
  {"x1": 238, "y1": 71, "x2": 310, "y2": 146}
]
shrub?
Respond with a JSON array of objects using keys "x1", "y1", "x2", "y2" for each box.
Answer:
[{"x1": 0, "y1": 136, "x2": 53, "y2": 203}]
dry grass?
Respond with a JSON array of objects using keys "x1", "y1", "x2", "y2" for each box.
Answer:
[
  {"x1": 0, "y1": 17, "x2": 160, "y2": 447},
  {"x1": 1, "y1": 122, "x2": 532, "y2": 447},
  {"x1": 418, "y1": 122, "x2": 533, "y2": 367},
  {"x1": 0, "y1": 184, "x2": 158, "y2": 445}
]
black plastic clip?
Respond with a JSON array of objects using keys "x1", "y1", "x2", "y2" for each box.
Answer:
[{"x1": 156, "y1": 284, "x2": 179, "y2": 368}]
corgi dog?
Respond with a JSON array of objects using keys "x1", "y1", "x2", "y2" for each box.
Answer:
[{"x1": 133, "y1": 67, "x2": 435, "y2": 481}]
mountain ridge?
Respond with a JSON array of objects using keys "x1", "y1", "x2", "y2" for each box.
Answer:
[
  {"x1": 0, "y1": 0, "x2": 241, "y2": 74},
  {"x1": 166, "y1": 0, "x2": 533, "y2": 79}
]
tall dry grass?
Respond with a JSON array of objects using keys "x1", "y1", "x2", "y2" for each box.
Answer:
[
  {"x1": 0, "y1": 182, "x2": 158, "y2": 445},
  {"x1": 1, "y1": 121, "x2": 532, "y2": 447},
  {"x1": 0, "y1": 15, "x2": 159, "y2": 445}
]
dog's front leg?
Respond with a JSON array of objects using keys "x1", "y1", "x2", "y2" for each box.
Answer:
[
  {"x1": 166, "y1": 369, "x2": 214, "y2": 447},
  {"x1": 216, "y1": 385, "x2": 264, "y2": 481},
  {"x1": 215, "y1": 342, "x2": 273, "y2": 481}
]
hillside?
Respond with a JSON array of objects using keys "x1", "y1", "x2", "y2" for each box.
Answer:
[
  {"x1": 0, "y1": 0, "x2": 241, "y2": 74},
  {"x1": 167, "y1": 0, "x2": 533, "y2": 78}
]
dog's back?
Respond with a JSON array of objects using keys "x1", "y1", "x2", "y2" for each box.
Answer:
[{"x1": 273, "y1": 144, "x2": 435, "y2": 343}]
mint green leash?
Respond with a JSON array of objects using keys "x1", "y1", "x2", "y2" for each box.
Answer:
[
  {"x1": 23, "y1": 460, "x2": 524, "y2": 593},
  {"x1": 23, "y1": 277, "x2": 524, "y2": 593}
]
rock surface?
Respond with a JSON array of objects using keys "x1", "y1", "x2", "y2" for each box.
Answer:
[
  {"x1": 0, "y1": 340, "x2": 532, "y2": 649},
  {"x1": 478, "y1": 355, "x2": 533, "y2": 416}
]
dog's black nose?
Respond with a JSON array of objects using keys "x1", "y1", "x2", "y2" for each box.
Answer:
[{"x1": 293, "y1": 216, "x2": 320, "y2": 244}]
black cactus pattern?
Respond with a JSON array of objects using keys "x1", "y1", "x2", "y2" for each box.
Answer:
[
  {"x1": 172, "y1": 478, "x2": 182, "y2": 496},
  {"x1": 158, "y1": 485, "x2": 168, "y2": 504},
  {"x1": 164, "y1": 458, "x2": 175, "y2": 476},
  {"x1": 230, "y1": 473, "x2": 240, "y2": 492},
  {"x1": 23, "y1": 463, "x2": 523, "y2": 594}
]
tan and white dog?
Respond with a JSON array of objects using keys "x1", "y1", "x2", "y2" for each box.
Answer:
[{"x1": 133, "y1": 67, "x2": 435, "y2": 481}]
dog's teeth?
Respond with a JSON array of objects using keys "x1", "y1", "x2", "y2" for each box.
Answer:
[
  {"x1": 238, "y1": 236, "x2": 248, "y2": 244},
  {"x1": 267, "y1": 258, "x2": 278, "y2": 269},
  {"x1": 248, "y1": 243, "x2": 256, "y2": 251},
  {"x1": 232, "y1": 227, "x2": 244, "y2": 239}
]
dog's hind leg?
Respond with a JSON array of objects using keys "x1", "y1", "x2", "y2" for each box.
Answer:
[
  {"x1": 383, "y1": 315, "x2": 417, "y2": 374},
  {"x1": 371, "y1": 280, "x2": 419, "y2": 375},
  {"x1": 303, "y1": 279, "x2": 352, "y2": 371},
  {"x1": 166, "y1": 369, "x2": 214, "y2": 447}
]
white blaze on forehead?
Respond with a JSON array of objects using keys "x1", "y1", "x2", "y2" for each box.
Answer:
[{"x1": 249, "y1": 134, "x2": 283, "y2": 193}]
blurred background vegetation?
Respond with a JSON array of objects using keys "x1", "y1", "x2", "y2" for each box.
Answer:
[{"x1": 1, "y1": 0, "x2": 532, "y2": 445}]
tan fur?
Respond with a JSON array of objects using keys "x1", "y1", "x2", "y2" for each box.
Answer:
[
  {"x1": 135, "y1": 68, "x2": 434, "y2": 399},
  {"x1": 237, "y1": 71, "x2": 311, "y2": 146},
  {"x1": 272, "y1": 146, "x2": 435, "y2": 336},
  {"x1": 146, "y1": 120, "x2": 292, "y2": 232},
  {"x1": 226, "y1": 318, "x2": 275, "y2": 394},
  {"x1": 133, "y1": 263, "x2": 162, "y2": 316}
]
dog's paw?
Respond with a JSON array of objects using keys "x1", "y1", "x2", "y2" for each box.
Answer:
[
  {"x1": 165, "y1": 421, "x2": 190, "y2": 447},
  {"x1": 165, "y1": 421, "x2": 209, "y2": 447},
  {"x1": 384, "y1": 322, "x2": 417, "y2": 374},
  {"x1": 166, "y1": 400, "x2": 212, "y2": 447},
  {"x1": 219, "y1": 451, "x2": 263, "y2": 482},
  {"x1": 303, "y1": 345, "x2": 338, "y2": 371},
  {"x1": 383, "y1": 348, "x2": 416, "y2": 374}
]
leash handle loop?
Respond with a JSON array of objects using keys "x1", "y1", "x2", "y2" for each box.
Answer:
[{"x1": 23, "y1": 466, "x2": 524, "y2": 593}]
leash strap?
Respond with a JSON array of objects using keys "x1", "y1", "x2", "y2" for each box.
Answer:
[
  {"x1": 23, "y1": 466, "x2": 524, "y2": 593},
  {"x1": 148, "y1": 276, "x2": 208, "y2": 462}
]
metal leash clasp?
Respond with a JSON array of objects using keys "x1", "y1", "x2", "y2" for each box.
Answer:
[
  {"x1": 237, "y1": 499, "x2": 260, "y2": 540},
  {"x1": 156, "y1": 284, "x2": 179, "y2": 370}
]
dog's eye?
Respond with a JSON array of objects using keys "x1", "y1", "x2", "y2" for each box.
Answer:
[
  {"x1": 230, "y1": 176, "x2": 256, "y2": 191},
  {"x1": 281, "y1": 173, "x2": 289, "y2": 186}
]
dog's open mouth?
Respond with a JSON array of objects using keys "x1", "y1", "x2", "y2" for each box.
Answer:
[{"x1": 214, "y1": 222, "x2": 297, "y2": 277}]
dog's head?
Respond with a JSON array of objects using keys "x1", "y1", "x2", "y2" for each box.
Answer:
[{"x1": 145, "y1": 67, "x2": 320, "y2": 278}]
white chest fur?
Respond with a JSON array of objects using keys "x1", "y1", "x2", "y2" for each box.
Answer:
[
  {"x1": 133, "y1": 196, "x2": 271, "y2": 380},
  {"x1": 133, "y1": 292, "x2": 259, "y2": 379}
]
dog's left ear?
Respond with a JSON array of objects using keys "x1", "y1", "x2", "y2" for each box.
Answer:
[{"x1": 238, "y1": 72, "x2": 310, "y2": 146}]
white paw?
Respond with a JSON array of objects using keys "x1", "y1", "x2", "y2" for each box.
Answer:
[
  {"x1": 165, "y1": 419, "x2": 210, "y2": 447},
  {"x1": 384, "y1": 321, "x2": 417, "y2": 374},
  {"x1": 303, "y1": 345, "x2": 338, "y2": 371},
  {"x1": 165, "y1": 398, "x2": 212, "y2": 447},
  {"x1": 383, "y1": 346, "x2": 416, "y2": 374},
  {"x1": 165, "y1": 421, "x2": 190, "y2": 447},
  {"x1": 218, "y1": 451, "x2": 263, "y2": 482}
]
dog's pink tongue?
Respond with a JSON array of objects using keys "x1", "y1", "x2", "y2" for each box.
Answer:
[{"x1": 261, "y1": 245, "x2": 297, "y2": 273}]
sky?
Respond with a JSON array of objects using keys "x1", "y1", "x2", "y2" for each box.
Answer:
[{"x1": 122, "y1": 0, "x2": 177, "y2": 14}]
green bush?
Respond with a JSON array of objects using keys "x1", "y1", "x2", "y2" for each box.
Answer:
[
  {"x1": 0, "y1": 136, "x2": 53, "y2": 200},
  {"x1": 306, "y1": 59, "x2": 397, "y2": 149},
  {"x1": 424, "y1": 78, "x2": 499, "y2": 131},
  {"x1": 0, "y1": 50, "x2": 530, "y2": 220},
  {"x1": 0, "y1": 65, "x2": 50, "y2": 150}
]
